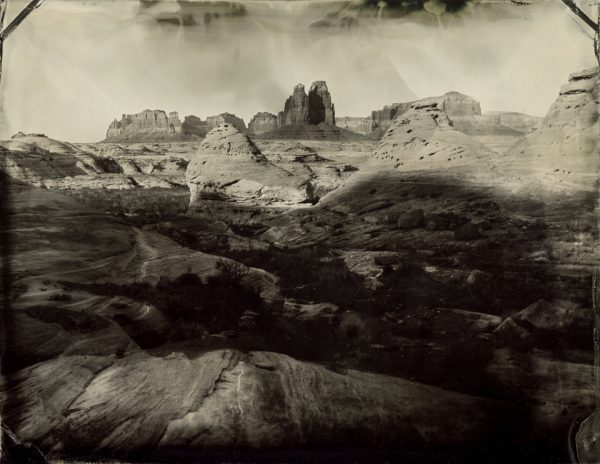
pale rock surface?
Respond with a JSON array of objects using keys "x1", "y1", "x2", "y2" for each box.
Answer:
[
  {"x1": 2, "y1": 350, "x2": 497, "y2": 454},
  {"x1": 372, "y1": 95, "x2": 495, "y2": 170},
  {"x1": 504, "y1": 67, "x2": 600, "y2": 192},
  {"x1": 186, "y1": 124, "x2": 316, "y2": 206},
  {"x1": 336, "y1": 116, "x2": 375, "y2": 135},
  {"x1": 206, "y1": 113, "x2": 247, "y2": 132},
  {"x1": 248, "y1": 112, "x2": 278, "y2": 135},
  {"x1": 105, "y1": 110, "x2": 189, "y2": 142}
]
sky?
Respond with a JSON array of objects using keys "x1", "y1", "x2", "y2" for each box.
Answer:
[{"x1": 0, "y1": 0, "x2": 597, "y2": 142}]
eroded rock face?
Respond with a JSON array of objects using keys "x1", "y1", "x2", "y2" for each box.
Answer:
[
  {"x1": 277, "y1": 81, "x2": 335, "y2": 127},
  {"x1": 308, "y1": 81, "x2": 335, "y2": 125},
  {"x1": 248, "y1": 112, "x2": 278, "y2": 135},
  {"x1": 206, "y1": 113, "x2": 247, "y2": 132},
  {"x1": 371, "y1": 102, "x2": 413, "y2": 136},
  {"x1": 105, "y1": 110, "x2": 186, "y2": 142},
  {"x1": 505, "y1": 67, "x2": 600, "y2": 190},
  {"x1": 336, "y1": 116, "x2": 375, "y2": 135},
  {"x1": 278, "y1": 84, "x2": 310, "y2": 126},
  {"x1": 186, "y1": 124, "x2": 315, "y2": 207},
  {"x1": 369, "y1": 94, "x2": 540, "y2": 140},
  {"x1": 372, "y1": 94, "x2": 494, "y2": 170},
  {"x1": 2, "y1": 349, "x2": 497, "y2": 454},
  {"x1": 182, "y1": 115, "x2": 209, "y2": 138}
]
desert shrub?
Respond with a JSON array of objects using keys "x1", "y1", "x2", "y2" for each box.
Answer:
[
  {"x1": 63, "y1": 187, "x2": 189, "y2": 219},
  {"x1": 64, "y1": 269, "x2": 264, "y2": 346}
]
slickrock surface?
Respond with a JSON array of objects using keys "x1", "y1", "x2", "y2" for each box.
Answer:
[
  {"x1": 186, "y1": 124, "x2": 316, "y2": 206},
  {"x1": 504, "y1": 67, "x2": 600, "y2": 192},
  {"x1": 2, "y1": 350, "x2": 498, "y2": 455},
  {"x1": 372, "y1": 95, "x2": 495, "y2": 171}
]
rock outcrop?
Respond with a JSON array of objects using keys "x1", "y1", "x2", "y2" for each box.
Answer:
[
  {"x1": 372, "y1": 94, "x2": 494, "y2": 170},
  {"x1": 336, "y1": 116, "x2": 375, "y2": 135},
  {"x1": 206, "y1": 113, "x2": 247, "y2": 132},
  {"x1": 105, "y1": 110, "x2": 187, "y2": 142},
  {"x1": 308, "y1": 81, "x2": 336, "y2": 125},
  {"x1": 186, "y1": 124, "x2": 315, "y2": 207},
  {"x1": 369, "y1": 94, "x2": 540, "y2": 140},
  {"x1": 181, "y1": 115, "x2": 209, "y2": 138},
  {"x1": 2, "y1": 349, "x2": 498, "y2": 455},
  {"x1": 504, "y1": 67, "x2": 600, "y2": 191},
  {"x1": 370, "y1": 103, "x2": 412, "y2": 137},
  {"x1": 278, "y1": 84, "x2": 310, "y2": 126},
  {"x1": 277, "y1": 81, "x2": 335, "y2": 127},
  {"x1": 248, "y1": 112, "x2": 278, "y2": 135},
  {"x1": 105, "y1": 111, "x2": 250, "y2": 142}
]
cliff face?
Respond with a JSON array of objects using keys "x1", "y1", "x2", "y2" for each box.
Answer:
[
  {"x1": 105, "y1": 110, "x2": 185, "y2": 142},
  {"x1": 370, "y1": 103, "x2": 412, "y2": 136},
  {"x1": 372, "y1": 93, "x2": 494, "y2": 170},
  {"x1": 278, "y1": 84, "x2": 310, "y2": 126},
  {"x1": 248, "y1": 112, "x2": 278, "y2": 135},
  {"x1": 505, "y1": 67, "x2": 600, "y2": 191},
  {"x1": 205, "y1": 113, "x2": 247, "y2": 132},
  {"x1": 307, "y1": 81, "x2": 335, "y2": 125},
  {"x1": 277, "y1": 81, "x2": 336, "y2": 127},
  {"x1": 336, "y1": 116, "x2": 375, "y2": 135},
  {"x1": 369, "y1": 93, "x2": 540, "y2": 140},
  {"x1": 182, "y1": 115, "x2": 209, "y2": 138},
  {"x1": 104, "y1": 111, "x2": 249, "y2": 142}
]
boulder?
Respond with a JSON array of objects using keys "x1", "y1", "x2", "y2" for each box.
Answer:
[
  {"x1": 396, "y1": 209, "x2": 425, "y2": 229},
  {"x1": 454, "y1": 222, "x2": 482, "y2": 240},
  {"x1": 512, "y1": 299, "x2": 589, "y2": 332}
]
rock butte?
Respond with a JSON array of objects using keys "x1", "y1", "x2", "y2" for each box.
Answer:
[{"x1": 105, "y1": 111, "x2": 247, "y2": 143}]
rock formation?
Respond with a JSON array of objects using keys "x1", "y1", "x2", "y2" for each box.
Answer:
[
  {"x1": 369, "y1": 94, "x2": 540, "y2": 140},
  {"x1": 372, "y1": 93, "x2": 495, "y2": 170},
  {"x1": 307, "y1": 80, "x2": 335, "y2": 125},
  {"x1": 248, "y1": 112, "x2": 278, "y2": 135},
  {"x1": 278, "y1": 84, "x2": 310, "y2": 126},
  {"x1": 277, "y1": 81, "x2": 335, "y2": 127},
  {"x1": 181, "y1": 115, "x2": 209, "y2": 138},
  {"x1": 370, "y1": 103, "x2": 412, "y2": 137},
  {"x1": 336, "y1": 116, "x2": 375, "y2": 135},
  {"x1": 105, "y1": 110, "x2": 187, "y2": 142},
  {"x1": 205, "y1": 113, "x2": 247, "y2": 132},
  {"x1": 105, "y1": 111, "x2": 248, "y2": 142},
  {"x1": 186, "y1": 124, "x2": 315, "y2": 207},
  {"x1": 504, "y1": 67, "x2": 600, "y2": 191}
]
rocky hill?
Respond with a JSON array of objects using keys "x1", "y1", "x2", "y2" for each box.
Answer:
[
  {"x1": 186, "y1": 124, "x2": 316, "y2": 207},
  {"x1": 371, "y1": 94, "x2": 495, "y2": 171},
  {"x1": 503, "y1": 67, "x2": 599, "y2": 192}
]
